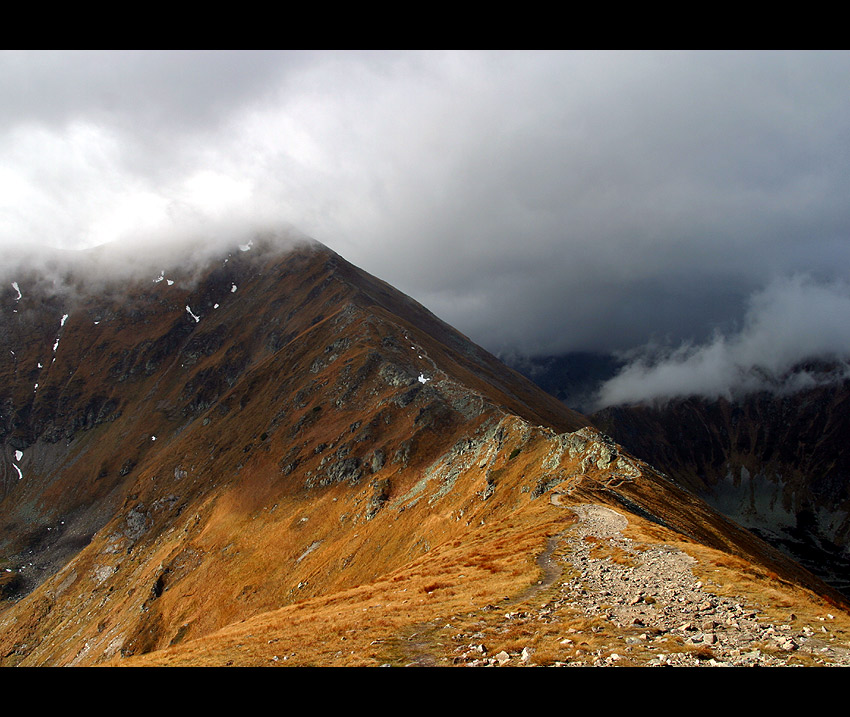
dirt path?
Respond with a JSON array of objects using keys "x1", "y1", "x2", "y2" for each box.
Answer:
[
  {"x1": 511, "y1": 531, "x2": 568, "y2": 605},
  {"x1": 554, "y1": 501, "x2": 850, "y2": 666}
]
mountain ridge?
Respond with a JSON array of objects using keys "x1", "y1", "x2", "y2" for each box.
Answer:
[{"x1": 1, "y1": 237, "x2": 848, "y2": 667}]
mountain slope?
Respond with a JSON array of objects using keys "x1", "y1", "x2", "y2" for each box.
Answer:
[
  {"x1": 593, "y1": 379, "x2": 850, "y2": 595},
  {"x1": 1, "y1": 237, "x2": 848, "y2": 667}
]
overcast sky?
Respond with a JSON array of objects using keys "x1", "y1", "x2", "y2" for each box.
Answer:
[{"x1": 3, "y1": 51, "x2": 850, "y2": 403}]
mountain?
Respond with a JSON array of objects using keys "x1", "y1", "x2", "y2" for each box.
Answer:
[
  {"x1": 592, "y1": 375, "x2": 850, "y2": 596},
  {"x1": 1, "y1": 237, "x2": 849, "y2": 667},
  {"x1": 504, "y1": 352, "x2": 626, "y2": 414}
]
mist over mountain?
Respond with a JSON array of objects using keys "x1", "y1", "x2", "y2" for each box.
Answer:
[
  {"x1": 592, "y1": 275, "x2": 850, "y2": 410},
  {"x1": 3, "y1": 51, "x2": 850, "y2": 382}
]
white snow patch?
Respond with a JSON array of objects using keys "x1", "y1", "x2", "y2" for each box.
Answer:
[
  {"x1": 153, "y1": 271, "x2": 165, "y2": 283},
  {"x1": 53, "y1": 338, "x2": 60, "y2": 352},
  {"x1": 231, "y1": 284, "x2": 237, "y2": 293},
  {"x1": 60, "y1": 313, "x2": 69, "y2": 327},
  {"x1": 93, "y1": 321, "x2": 100, "y2": 325},
  {"x1": 239, "y1": 240, "x2": 253, "y2": 252},
  {"x1": 151, "y1": 436, "x2": 156, "y2": 441},
  {"x1": 11, "y1": 282, "x2": 21, "y2": 300},
  {"x1": 213, "y1": 303, "x2": 219, "y2": 309},
  {"x1": 33, "y1": 383, "x2": 38, "y2": 390},
  {"x1": 167, "y1": 279, "x2": 174, "y2": 286},
  {"x1": 297, "y1": 540, "x2": 322, "y2": 562},
  {"x1": 186, "y1": 306, "x2": 200, "y2": 323},
  {"x1": 15, "y1": 450, "x2": 22, "y2": 461},
  {"x1": 37, "y1": 362, "x2": 42, "y2": 368},
  {"x1": 418, "y1": 374, "x2": 430, "y2": 384},
  {"x1": 12, "y1": 464, "x2": 22, "y2": 481}
]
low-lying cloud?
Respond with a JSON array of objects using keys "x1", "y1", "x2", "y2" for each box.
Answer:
[
  {"x1": 0, "y1": 221, "x2": 312, "y2": 302},
  {"x1": 593, "y1": 276, "x2": 850, "y2": 408},
  {"x1": 3, "y1": 51, "x2": 850, "y2": 388}
]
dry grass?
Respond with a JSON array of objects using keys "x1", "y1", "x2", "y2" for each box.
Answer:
[
  {"x1": 9, "y1": 364, "x2": 850, "y2": 668},
  {"x1": 120, "y1": 510, "x2": 565, "y2": 667}
]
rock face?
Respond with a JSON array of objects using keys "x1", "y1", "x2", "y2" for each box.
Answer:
[{"x1": 0, "y1": 237, "x2": 847, "y2": 667}]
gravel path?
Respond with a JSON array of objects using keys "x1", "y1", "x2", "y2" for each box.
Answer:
[{"x1": 557, "y1": 502, "x2": 850, "y2": 666}]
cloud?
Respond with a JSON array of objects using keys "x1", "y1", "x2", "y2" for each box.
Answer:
[
  {"x1": 2, "y1": 51, "x2": 850, "y2": 361},
  {"x1": 593, "y1": 276, "x2": 850, "y2": 408}
]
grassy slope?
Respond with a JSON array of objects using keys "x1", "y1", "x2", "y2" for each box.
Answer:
[{"x1": 1, "y1": 241, "x2": 847, "y2": 667}]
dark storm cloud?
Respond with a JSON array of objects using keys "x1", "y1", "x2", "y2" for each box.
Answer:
[{"x1": 3, "y1": 50, "x2": 850, "y2": 403}]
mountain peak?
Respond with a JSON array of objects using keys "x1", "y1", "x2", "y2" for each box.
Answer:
[{"x1": 1, "y1": 238, "x2": 849, "y2": 667}]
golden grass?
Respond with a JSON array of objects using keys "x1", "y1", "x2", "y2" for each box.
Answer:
[
  {"x1": 9, "y1": 379, "x2": 850, "y2": 668},
  {"x1": 120, "y1": 508, "x2": 566, "y2": 666}
]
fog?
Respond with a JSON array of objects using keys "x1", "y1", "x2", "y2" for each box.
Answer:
[
  {"x1": 3, "y1": 51, "x2": 850, "y2": 404},
  {"x1": 593, "y1": 276, "x2": 850, "y2": 408}
]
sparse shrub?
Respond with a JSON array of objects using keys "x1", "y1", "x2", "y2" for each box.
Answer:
[
  {"x1": 692, "y1": 646, "x2": 715, "y2": 661},
  {"x1": 422, "y1": 581, "x2": 450, "y2": 593}
]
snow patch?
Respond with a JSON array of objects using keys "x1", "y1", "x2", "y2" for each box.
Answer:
[
  {"x1": 153, "y1": 271, "x2": 165, "y2": 283},
  {"x1": 213, "y1": 303, "x2": 219, "y2": 309},
  {"x1": 15, "y1": 450, "x2": 22, "y2": 461},
  {"x1": 60, "y1": 313, "x2": 69, "y2": 327},
  {"x1": 239, "y1": 240, "x2": 253, "y2": 252},
  {"x1": 151, "y1": 436, "x2": 156, "y2": 441},
  {"x1": 167, "y1": 279, "x2": 174, "y2": 286},
  {"x1": 37, "y1": 362, "x2": 42, "y2": 368},
  {"x1": 186, "y1": 306, "x2": 200, "y2": 323},
  {"x1": 12, "y1": 464, "x2": 22, "y2": 481},
  {"x1": 297, "y1": 540, "x2": 322, "y2": 562},
  {"x1": 53, "y1": 338, "x2": 60, "y2": 352},
  {"x1": 231, "y1": 284, "x2": 237, "y2": 293},
  {"x1": 11, "y1": 282, "x2": 21, "y2": 300},
  {"x1": 418, "y1": 374, "x2": 430, "y2": 384}
]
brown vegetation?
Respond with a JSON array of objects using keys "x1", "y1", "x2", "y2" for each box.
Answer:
[{"x1": 1, "y1": 240, "x2": 848, "y2": 667}]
